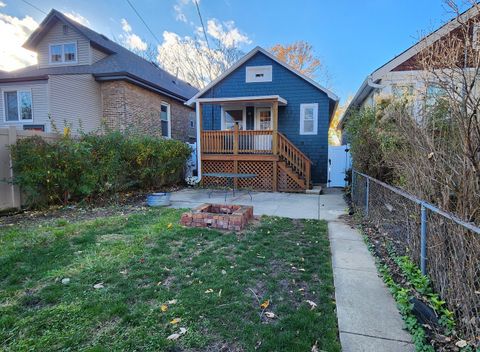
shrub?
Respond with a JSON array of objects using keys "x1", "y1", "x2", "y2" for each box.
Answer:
[{"x1": 10, "y1": 132, "x2": 191, "y2": 207}]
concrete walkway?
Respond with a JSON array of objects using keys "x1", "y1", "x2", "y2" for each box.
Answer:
[{"x1": 169, "y1": 188, "x2": 414, "y2": 351}]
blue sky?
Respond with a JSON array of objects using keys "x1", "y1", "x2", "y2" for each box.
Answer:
[{"x1": 1, "y1": 0, "x2": 471, "y2": 103}]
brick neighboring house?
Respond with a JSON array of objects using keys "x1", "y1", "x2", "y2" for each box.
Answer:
[{"x1": 0, "y1": 9, "x2": 198, "y2": 142}]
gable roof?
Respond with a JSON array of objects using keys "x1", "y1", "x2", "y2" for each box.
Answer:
[
  {"x1": 341, "y1": 4, "x2": 480, "y2": 126},
  {"x1": 185, "y1": 46, "x2": 338, "y2": 107},
  {"x1": 0, "y1": 9, "x2": 197, "y2": 102}
]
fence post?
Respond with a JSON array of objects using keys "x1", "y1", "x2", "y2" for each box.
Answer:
[
  {"x1": 351, "y1": 170, "x2": 355, "y2": 206},
  {"x1": 365, "y1": 177, "x2": 369, "y2": 216},
  {"x1": 420, "y1": 204, "x2": 427, "y2": 275}
]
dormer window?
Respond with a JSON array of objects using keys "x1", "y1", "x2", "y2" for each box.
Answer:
[
  {"x1": 49, "y1": 42, "x2": 77, "y2": 64},
  {"x1": 246, "y1": 65, "x2": 272, "y2": 83}
]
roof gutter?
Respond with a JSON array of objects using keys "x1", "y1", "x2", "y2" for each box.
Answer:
[
  {"x1": 0, "y1": 76, "x2": 48, "y2": 83},
  {"x1": 339, "y1": 76, "x2": 384, "y2": 129}
]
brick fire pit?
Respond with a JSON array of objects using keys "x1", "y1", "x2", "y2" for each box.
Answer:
[{"x1": 180, "y1": 203, "x2": 254, "y2": 231}]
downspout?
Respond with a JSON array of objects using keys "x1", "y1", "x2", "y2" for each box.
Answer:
[{"x1": 195, "y1": 100, "x2": 202, "y2": 183}]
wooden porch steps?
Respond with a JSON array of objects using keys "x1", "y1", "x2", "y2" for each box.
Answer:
[{"x1": 277, "y1": 161, "x2": 306, "y2": 189}]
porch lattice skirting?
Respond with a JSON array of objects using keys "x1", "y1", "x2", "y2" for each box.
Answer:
[{"x1": 202, "y1": 159, "x2": 305, "y2": 193}]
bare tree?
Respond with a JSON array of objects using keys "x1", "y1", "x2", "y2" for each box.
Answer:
[
  {"x1": 270, "y1": 41, "x2": 331, "y2": 86},
  {"x1": 157, "y1": 35, "x2": 244, "y2": 89}
]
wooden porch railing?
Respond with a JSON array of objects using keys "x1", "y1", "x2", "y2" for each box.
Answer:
[
  {"x1": 277, "y1": 132, "x2": 311, "y2": 188},
  {"x1": 201, "y1": 128, "x2": 311, "y2": 189},
  {"x1": 201, "y1": 128, "x2": 274, "y2": 155}
]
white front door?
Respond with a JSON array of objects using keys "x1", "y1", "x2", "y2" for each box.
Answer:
[{"x1": 254, "y1": 107, "x2": 272, "y2": 151}]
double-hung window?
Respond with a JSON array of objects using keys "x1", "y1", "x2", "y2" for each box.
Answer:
[
  {"x1": 3, "y1": 90, "x2": 33, "y2": 122},
  {"x1": 300, "y1": 103, "x2": 318, "y2": 135},
  {"x1": 160, "y1": 102, "x2": 171, "y2": 138},
  {"x1": 49, "y1": 42, "x2": 77, "y2": 64}
]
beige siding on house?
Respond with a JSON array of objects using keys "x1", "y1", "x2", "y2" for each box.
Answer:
[
  {"x1": 49, "y1": 74, "x2": 102, "y2": 134},
  {"x1": 0, "y1": 81, "x2": 50, "y2": 131},
  {"x1": 36, "y1": 20, "x2": 91, "y2": 68},
  {"x1": 91, "y1": 46, "x2": 108, "y2": 63}
]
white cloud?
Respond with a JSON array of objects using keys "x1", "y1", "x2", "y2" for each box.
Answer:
[
  {"x1": 120, "y1": 18, "x2": 131, "y2": 32},
  {"x1": 0, "y1": 2, "x2": 6, "y2": 8},
  {"x1": 64, "y1": 11, "x2": 90, "y2": 26},
  {"x1": 173, "y1": 0, "x2": 199, "y2": 23},
  {"x1": 119, "y1": 18, "x2": 147, "y2": 52},
  {"x1": 206, "y1": 19, "x2": 250, "y2": 48},
  {"x1": 174, "y1": 4, "x2": 187, "y2": 23},
  {"x1": 0, "y1": 12, "x2": 38, "y2": 71}
]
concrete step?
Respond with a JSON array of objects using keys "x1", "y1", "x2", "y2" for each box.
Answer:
[{"x1": 305, "y1": 185, "x2": 322, "y2": 195}]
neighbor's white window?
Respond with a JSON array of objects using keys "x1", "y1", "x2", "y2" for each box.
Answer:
[
  {"x1": 3, "y1": 90, "x2": 33, "y2": 122},
  {"x1": 246, "y1": 65, "x2": 272, "y2": 83},
  {"x1": 160, "y1": 102, "x2": 171, "y2": 138},
  {"x1": 300, "y1": 103, "x2": 318, "y2": 135},
  {"x1": 49, "y1": 42, "x2": 77, "y2": 64}
]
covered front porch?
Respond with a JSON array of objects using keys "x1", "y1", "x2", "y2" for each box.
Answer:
[{"x1": 196, "y1": 95, "x2": 311, "y2": 192}]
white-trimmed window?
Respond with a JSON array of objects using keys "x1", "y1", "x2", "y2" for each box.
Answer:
[
  {"x1": 3, "y1": 90, "x2": 33, "y2": 122},
  {"x1": 246, "y1": 66, "x2": 272, "y2": 83},
  {"x1": 160, "y1": 102, "x2": 171, "y2": 138},
  {"x1": 49, "y1": 42, "x2": 77, "y2": 64},
  {"x1": 221, "y1": 107, "x2": 245, "y2": 130},
  {"x1": 299, "y1": 103, "x2": 318, "y2": 135}
]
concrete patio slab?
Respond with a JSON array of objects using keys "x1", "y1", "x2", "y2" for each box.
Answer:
[{"x1": 168, "y1": 187, "x2": 414, "y2": 351}]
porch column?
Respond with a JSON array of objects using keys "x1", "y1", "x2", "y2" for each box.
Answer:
[
  {"x1": 272, "y1": 100, "x2": 279, "y2": 191},
  {"x1": 272, "y1": 100, "x2": 278, "y2": 155},
  {"x1": 196, "y1": 101, "x2": 203, "y2": 181}
]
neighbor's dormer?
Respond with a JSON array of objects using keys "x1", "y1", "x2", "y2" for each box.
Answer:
[
  {"x1": 23, "y1": 10, "x2": 112, "y2": 69},
  {"x1": 35, "y1": 20, "x2": 90, "y2": 68}
]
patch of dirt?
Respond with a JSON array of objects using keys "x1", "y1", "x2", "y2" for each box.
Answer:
[
  {"x1": 0, "y1": 188, "x2": 184, "y2": 229},
  {"x1": 190, "y1": 341, "x2": 244, "y2": 352}
]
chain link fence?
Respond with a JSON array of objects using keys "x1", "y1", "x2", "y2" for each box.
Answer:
[{"x1": 352, "y1": 170, "x2": 480, "y2": 342}]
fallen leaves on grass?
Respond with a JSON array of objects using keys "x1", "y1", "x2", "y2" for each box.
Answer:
[
  {"x1": 455, "y1": 340, "x2": 467, "y2": 348},
  {"x1": 167, "y1": 223, "x2": 173, "y2": 229},
  {"x1": 260, "y1": 300, "x2": 270, "y2": 309},
  {"x1": 306, "y1": 300, "x2": 317, "y2": 310},
  {"x1": 170, "y1": 318, "x2": 181, "y2": 325},
  {"x1": 167, "y1": 327, "x2": 187, "y2": 340},
  {"x1": 167, "y1": 299, "x2": 177, "y2": 305},
  {"x1": 204, "y1": 288, "x2": 214, "y2": 294},
  {"x1": 265, "y1": 311, "x2": 276, "y2": 319},
  {"x1": 311, "y1": 340, "x2": 319, "y2": 352},
  {"x1": 161, "y1": 304, "x2": 168, "y2": 312},
  {"x1": 93, "y1": 283, "x2": 104, "y2": 289}
]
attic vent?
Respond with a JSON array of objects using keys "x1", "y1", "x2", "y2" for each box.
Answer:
[
  {"x1": 63, "y1": 25, "x2": 69, "y2": 35},
  {"x1": 246, "y1": 65, "x2": 272, "y2": 83}
]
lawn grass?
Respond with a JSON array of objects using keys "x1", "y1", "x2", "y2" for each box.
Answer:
[{"x1": 0, "y1": 208, "x2": 340, "y2": 351}]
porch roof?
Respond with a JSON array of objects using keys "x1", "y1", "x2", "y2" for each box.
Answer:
[{"x1": 193, "y1": 95, "x2": 287, "y2": 106}]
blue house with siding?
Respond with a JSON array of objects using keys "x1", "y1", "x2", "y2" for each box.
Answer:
[{"x1": 186, "y1": 46, "x2": 338, "y2": 192}]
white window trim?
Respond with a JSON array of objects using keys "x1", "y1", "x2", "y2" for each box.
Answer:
[
  {"x1": 221, "y1": 106, "x2": 246, "y2": 130},
  {"x1": 254, "y1": 106, "x2": 273, "y2": 130},
  {"x1": 160, "y1": 102, "x2": 171, "y2": 138},
  {"x1": 299, "y1": 103, "x2": 318, "y2": 135},
  {"x1": 2, "y1": 88, "x2": 34, "y2": 123},
  {"x1": 246, "y1": 65, "x2": 273, "y2": 83},
  {"x1": 48, "y1": 42, "x2": 78, "y2": 65}
]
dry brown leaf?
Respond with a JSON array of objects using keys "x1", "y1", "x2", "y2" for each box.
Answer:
[
  {"x1": 306, "y1": 300, "x2": 317, "y2": 310},
  {"x1": 260, "y1": 300, "x2": 270, "y2": 309},
  {"x1": 455, "y1": 340, "x2": 467, "y2": 348},
  {"x1": 265, "y1": 311, "x2": 276, "y2": 319}
]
